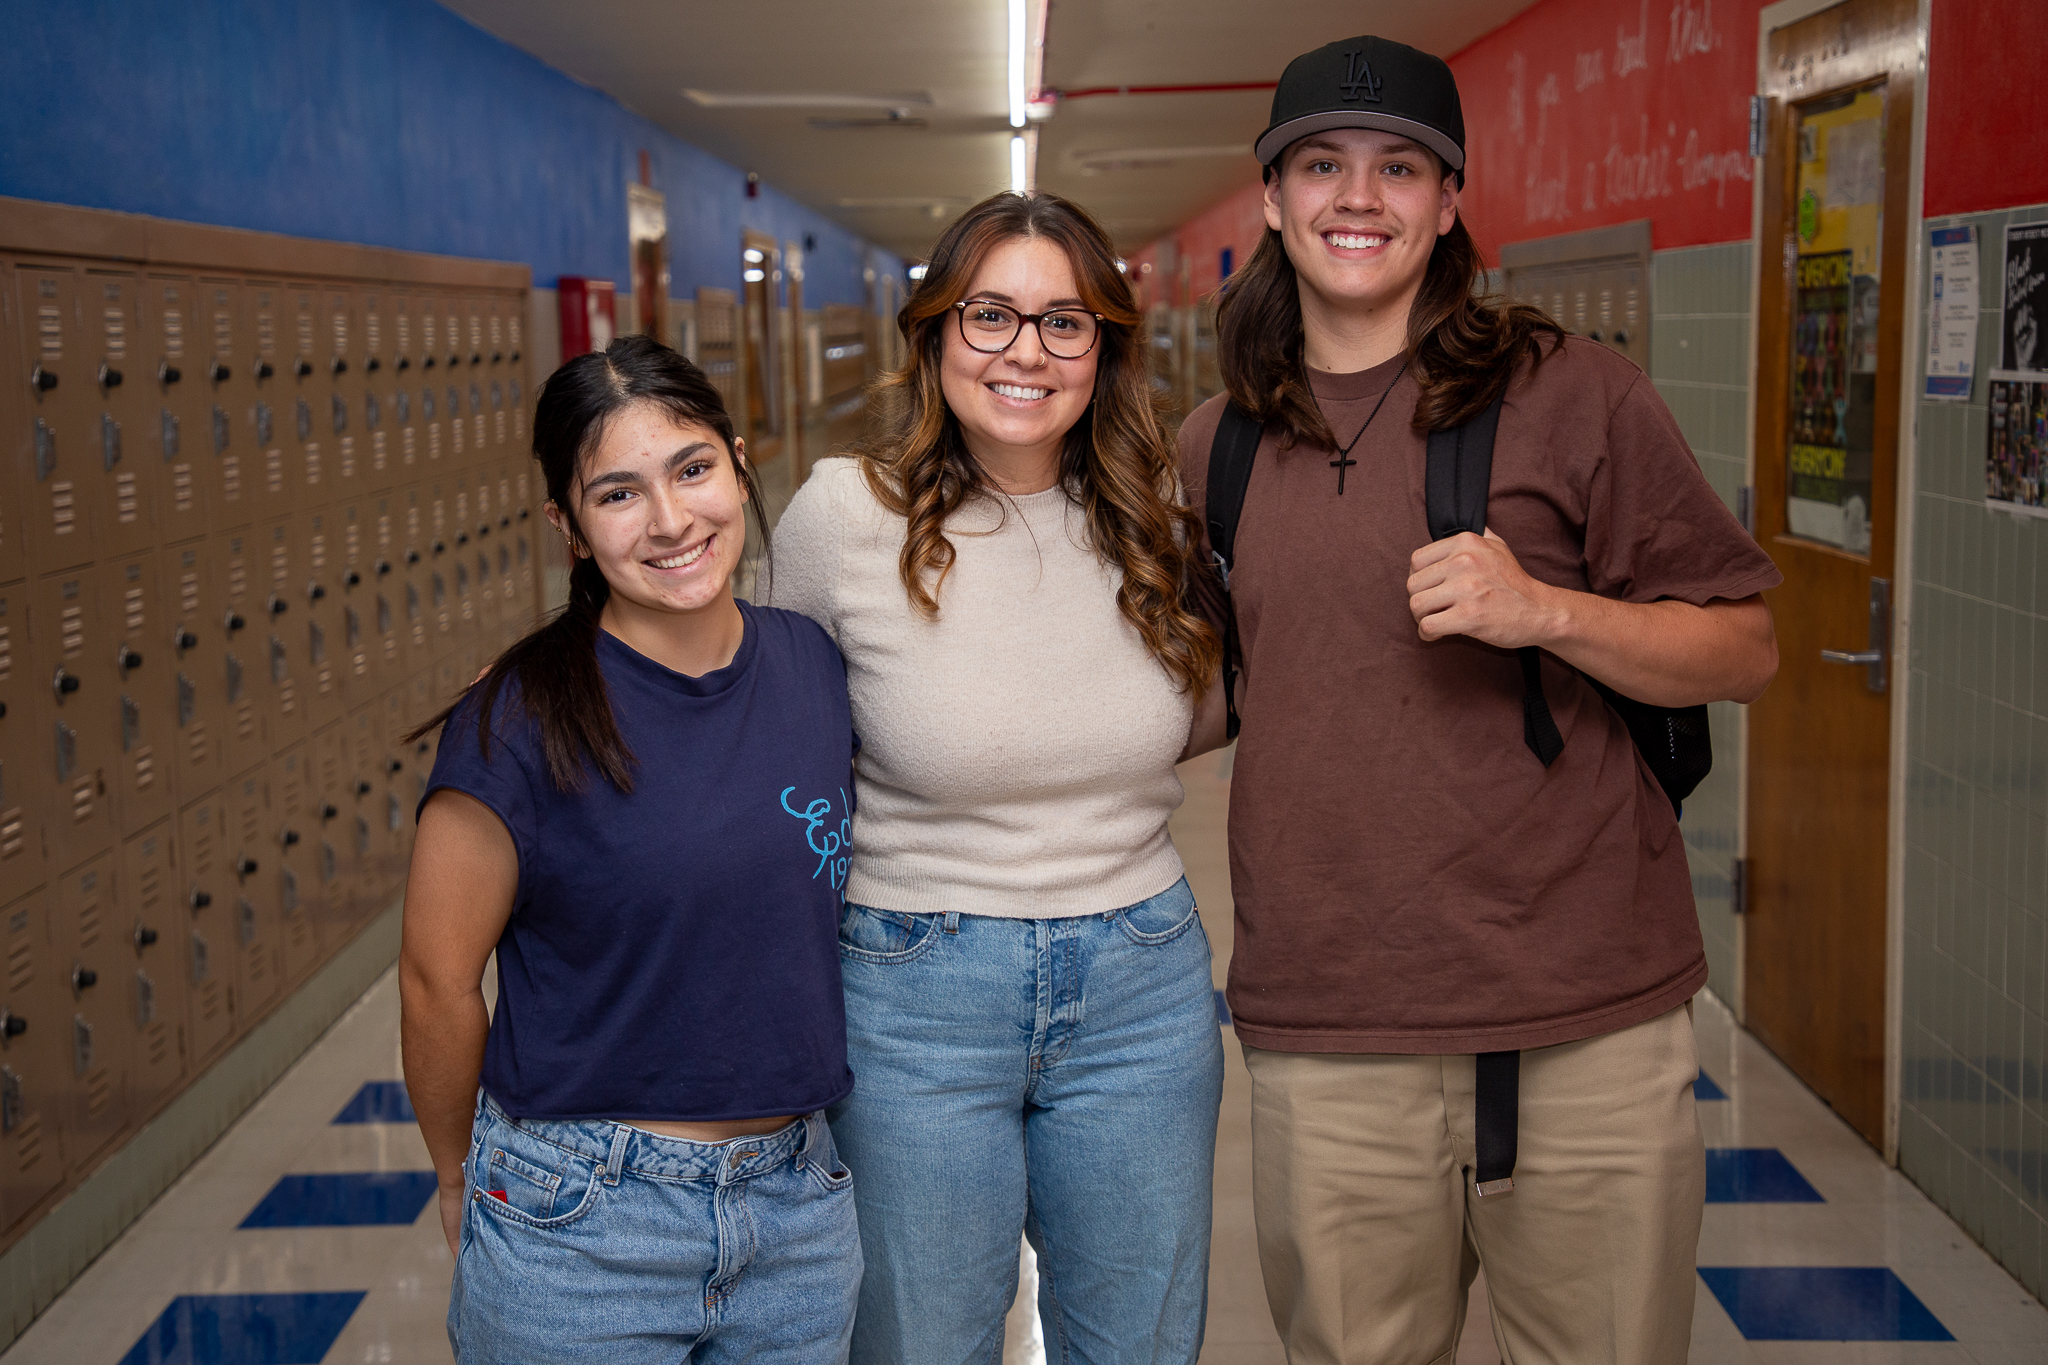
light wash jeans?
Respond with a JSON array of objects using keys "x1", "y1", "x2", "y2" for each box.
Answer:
[
  {"x1": 450, "y1": 1092, "x2": 861, "y2": 1364},
  {"x1": 830, "y1": 877, "x2": 1225, "y2": 1365}
]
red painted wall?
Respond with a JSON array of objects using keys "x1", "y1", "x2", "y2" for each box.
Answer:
[{"x1": 1923, "y1": 0, "x2": 2046, "y2": 218}]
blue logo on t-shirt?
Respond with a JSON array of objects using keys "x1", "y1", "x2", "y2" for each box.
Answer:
[{"x1": 781, "y1": 786, "x2": 851, "y2": 890}]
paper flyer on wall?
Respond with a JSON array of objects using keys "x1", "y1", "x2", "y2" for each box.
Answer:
[
  {"x1": 1987, "y1": 222, "x2": 2048, "y2": 515},
  {"x1": 1923, "y1": 225, "x2": 1977, "y2": 400}
]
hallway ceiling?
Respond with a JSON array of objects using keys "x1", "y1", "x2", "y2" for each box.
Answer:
[{"x1": 441, "y1": 0, "x2": 1539, "y2": 260}]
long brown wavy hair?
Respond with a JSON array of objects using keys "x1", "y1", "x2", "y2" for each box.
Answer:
[
  {"x1": 1216, "y1": 163, "x2": 1564, "y2": 448},
  {"x1": 858, "y1": 191, "x2": 1218, "y2": 697}
]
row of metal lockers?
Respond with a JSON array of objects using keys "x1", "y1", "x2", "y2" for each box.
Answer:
[{"x1": 0, "y1": 213, "x2": 543, "y2": 1246}]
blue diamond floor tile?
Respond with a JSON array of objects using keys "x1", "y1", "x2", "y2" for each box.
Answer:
[
  {"x1": 1696, "y1": 1068, "x2": 1728, "y2": 1100},
  {"x1": 1697, "y1": 1267, "x2": 1954, "y2": 1341},
  {"x1": 1704, "y1": 1148, "x2": 1826, "y2": 1203},
  {"x1": 331, "y1": 1080, "x2": 415, "y2": 1124},
  {"x1": 118, "y1": 1292, "x2": 367, "y2": 1365},
  {"x1": 239, "y1": 1171, "x2": 439, "y2": 1228},
  {"x1": 1215, "y1": 989, "x2": 1232, "y2": 1026}
]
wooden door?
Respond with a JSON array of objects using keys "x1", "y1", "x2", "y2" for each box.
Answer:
[
  {"x1": 1745, "y1": 0, "x2": 1917, "y2": 1148},
  {"x1": 740, "y1": 231, "x2": 782, "y2": 467}
]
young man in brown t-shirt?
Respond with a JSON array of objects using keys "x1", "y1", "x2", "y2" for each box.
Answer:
[{"x1": 1177, "y1": 37, "x2": 1782, "y2": 1363}]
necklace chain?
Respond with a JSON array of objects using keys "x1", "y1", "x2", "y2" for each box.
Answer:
[{"x1": 1328, "y1": 358, "x2": 1411, "y2": 495}]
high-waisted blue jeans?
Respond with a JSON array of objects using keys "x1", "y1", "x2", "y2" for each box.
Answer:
[
  {"x1": 449, "y1": 1091, "x2": 861, "y2": 1363},
  {"x1": 829, "y1": 877, "x2": 1225, "y2": 1365}
]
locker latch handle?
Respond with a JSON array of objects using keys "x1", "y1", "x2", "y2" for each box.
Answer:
[
  {"x1": 345, "y1": 571, "x2": 362, "y2": 588},
  {"x1": 280, "y1": 829, "x2": 300, "y2": 847},
  {"x1": 267, "y1": 595, "x2": 288, "y2": 617},
  {"x1": 52, "y1": 667, "x2": 79, "y2": 700},
  {"x1": 366, "y1": 357, "x2": 381, "y2": 373},
  {"x1": 210, "y1": 360, "x2": 232, "y2": 383},
  {"x1": 70, "y1": 965, "x2": 98, "y2": 994},
  {"x1": 294, "y1": 358, "x2": 312, "y2": 378},
  {"x1": 223, "y1": 611, "x2": 246, "y2": 635},
  {"x1": 29, "y1": 365, "x2": 56, "y2": 393},
  {"x1": 307, "y1": 582, "x2": 327, "y2": 602},
  {"x1": 355, "y1": 780, "x2": 372, "y2": 796},
  {"x1": 133, "y1": 925, "x2": 159, "y2": 952},
  {"x1": 98, "y1": 363, "x2": 123, "y2": 389},
  {"x1": 254, "y1": 360, "x2": 273, "y2": 380},
  {"x1": 174, "y1": 627, "x2": 198, "y2": 653},
  {"x1": 397, "y1": 357, "x2": 412, "y2": 371},
  {"x1": 331, "y1": 357, "x2": 348, "y2": 376},
  {"x1": 321, "y1": 803, "x2": 339, "y2": 821},
  {"x1": 235, "y1": 857, "x2": 258, "y2": 878},
  {"x1": 117, "y1": 645, "x2": 143, "y2": 674},
  {"x1": 159, "y1": 361, "x2": 182, "y2": 385},
  {"x1": 189, "y1": 889, "x2": 212, "y2": 910},
  {"x1": 0, "y1": 1013, "x2": 26, "y2": 1040}
]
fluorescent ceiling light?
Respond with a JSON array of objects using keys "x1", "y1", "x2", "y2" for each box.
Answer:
[
  {"x1": 744, "y1": 268, "x2": 766, "y2": 283},
  {"x1": 1011, "y1": 134, "x2": 1028, "y2": 194},
  {"x1": 682, "y1": 90, "x2": 933, "y2": 109},
  {"x1": 1008, "y1": 0, "x2": 1026, "y2": 128}
]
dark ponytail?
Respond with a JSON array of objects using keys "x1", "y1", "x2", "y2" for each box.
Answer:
[{"x1": 407, "y1": 334, "x2": 764, "y2": 793}]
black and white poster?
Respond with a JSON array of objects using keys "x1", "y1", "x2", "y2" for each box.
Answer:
[{"x1": 1998, "y1": 221, "x2": 2048, "y2": 381}]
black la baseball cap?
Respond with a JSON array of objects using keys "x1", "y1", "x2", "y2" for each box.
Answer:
[{"x1": 1254, "y1": 36, "x2": 1466, "y2": 177}]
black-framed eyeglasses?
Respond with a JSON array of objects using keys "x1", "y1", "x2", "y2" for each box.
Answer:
[{"x1": 953, "y1": 300, "x2": 1104, "y2": 359}]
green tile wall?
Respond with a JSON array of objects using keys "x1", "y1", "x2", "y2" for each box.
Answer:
[
  {"x1": 1898, "y1": 202, "x2": 2048, "y2": 1302},
  {"x1": 1650, "y1": 241, "x2": 1756, "y2": 1002}
]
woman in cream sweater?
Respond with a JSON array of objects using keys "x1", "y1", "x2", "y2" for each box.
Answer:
[{"x1": 770, "y1": 191, "x2": 1224, "y2": 1364}]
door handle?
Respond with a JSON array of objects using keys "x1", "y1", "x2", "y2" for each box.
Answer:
[{"x1": 1820, "y1": 577, "x2": 1890, "y2": 694}]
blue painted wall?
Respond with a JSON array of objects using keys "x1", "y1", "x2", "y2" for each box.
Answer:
[{"x1": 0, "y1": 0, "x2": 902, "y2": 306}]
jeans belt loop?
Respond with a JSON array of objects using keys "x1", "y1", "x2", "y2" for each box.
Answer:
[
  {"x1": 803, "y1": 1111, "x2": 825, "y2": 1167},
  {"x1": 943, "y1": 910, "x2": 961, "y2": 935},
  {"x1": 604, "y1": 1125, "x2": 631, "y2": 1186}
]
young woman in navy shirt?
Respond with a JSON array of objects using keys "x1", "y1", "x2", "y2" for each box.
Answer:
[{"x1": 400, "y1": 336, "x2": 860, "y2": 1363}]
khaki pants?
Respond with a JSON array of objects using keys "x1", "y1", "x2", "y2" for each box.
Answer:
[{"x1": 1243, "y1": 1006, "x2": 1704, "y2": 1365}]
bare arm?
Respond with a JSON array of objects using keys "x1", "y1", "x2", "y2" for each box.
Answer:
[
  {"x1": 1406, "y1": 530, "x2": 1779, "y2": 706},
  {"x1": 399, "y1": 789, "x2": 518, "y2": 1255}
]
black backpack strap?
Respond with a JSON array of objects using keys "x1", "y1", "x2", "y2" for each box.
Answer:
[
  {"x1": 1423, "y1": 393, "x2": 1563, "y2": 769},
  {"x1": 1205, "y1": 401, "x2": 1263, "y2": 742}
]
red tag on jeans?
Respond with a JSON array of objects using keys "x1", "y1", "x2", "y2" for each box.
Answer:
[{"x1": 488, "y1": 1189, "x2": 508, "y2": 1202}]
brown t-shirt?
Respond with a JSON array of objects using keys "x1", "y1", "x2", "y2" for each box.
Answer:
[{"x1": 1177, "y1": 339, "x2": 1782, "y2": 1055}]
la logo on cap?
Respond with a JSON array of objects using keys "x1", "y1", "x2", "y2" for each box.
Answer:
[{"x1": 1340, "y1": 50, "x2": 1383, "y2": 104}]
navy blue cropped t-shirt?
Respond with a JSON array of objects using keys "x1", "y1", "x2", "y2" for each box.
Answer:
[{"x1": 421, "y1": 600, "x2": 856, "y2": 1123}]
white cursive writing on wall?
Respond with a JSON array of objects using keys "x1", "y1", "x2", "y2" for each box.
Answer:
[
  {"x1": 1615, "y1": 0, "x2": 1651, "y2": 77},
  {"x1": 1667, "y1": 0, "x2": 1721, "y2": 63}
]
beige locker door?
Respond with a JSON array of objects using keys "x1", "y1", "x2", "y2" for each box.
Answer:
[
  {"x1": 223, "y1": 764, "x2": 278, "y2": 1022},
  {"x1": 15, "y1": 263, "x2": 96, "y2": 570},
  {"x1": 35, "y1": 568, "x2": 114, "y2": 872},
  {"x1": 300, "y1": 508, "x2": 345, "y2": 733},
  {"x1": 177, "y1": 790, "x2": 235, "y2": 1065},
  {"x1": 397, "y1": 486, "x2": 432, "y2": 671},
  {"x1": 116, "y1": 819, "x2": 184, "y2": 1115},
  {"x1": 104, "y1": 553, "x2": 173, "y2": 836},
  {"x1": 443, "y1": 374, "x2": 468, "y2": 466},
  {"x1": 0, "y1": 584, "x2": 46, "y2": 897},
  {"x1": 258, "y1": 518, "x2": 307, "y2": 754},
  {"x1": 83, "y1": 270, "x2": 157, "y2": 559},
  {"x1": 247, "y1": 283, "x2": 300, "y2": 527},
  {"x1": 365, "y1": 494, "x2": 402, "y2": 697},
  {"x1": 421, "y1": 361, "x2": 448, "y2": 470},
  {"x1": 424, "y1": 482, "x2": 454, "y2": 656},
  {"x1": 309, "y1": 724, "x2": 356, "y2": 938},
  {"x1": 448, "y1": 475, "x2": 479, "y2": 645},
  {"x1": 387, "y1": 292, "x2": 420, "y2": 482},
  {"x1": 343, "y1": 703, "x2": 387, "y2": 917},
  {"x1": 143, "y1": 275, "x2": 212, "y2": 546},
  {"x1": 0, "y1": 889, "x2": 68, "y2": 1233},
  {"x1": 0, "y1": 264, "x2": 27, "y2": 588},
  {"x1": 1614, "y1": 261, "x2": 1648, "y2": 370},
  {"x1": 52, "y1": 854, "x2": 130, "y2": 1173},
  {"x1": 334, "y1": 502, "x2": 374, "y2": 709},
  {"x1": 198, "y1": 279, "x2": 255, "y2": 535},
  {"x1": 375, "y1": 686, "x2": 412, "y2": 887},
  {"x1": 321, "y1": 287, "x2": 361, "y2": 503},
  {"x1": 164, "y1": 541, "x2": 223, "y2": 798},
  {"x1": 217, "y1": 531, "x2": 266, "y2": 777},
  {"x1": 271, "y1": 744, "x2": 319, "y2": 984}
]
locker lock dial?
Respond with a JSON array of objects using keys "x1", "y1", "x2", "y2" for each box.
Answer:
[
  {"x1": 386, "y1": 759, "x2": 403, "y2": 775},
  {"x1": 51, "y1": 667, "x2": 79, "y2": 700},
  {"x1": 280, "y1": 829, "x2": 300, "y2": 848},
  {"x1": 133, "y1": 924, "x2": 159, "y2": 952},
  {"x1": 344, "y1": 571, "x2": 361, "y2": 588},
  {"x1": 174, "y1": 627, "x2": 198, "y2": 654},
  {"x1": 28, "y1": 365, "x2": 56, "y2": 393},
  {"x1": 405, "y1": 551, "x2": 420, "y2": 566},
  {"x1": 267, "y1": 595, "x2": 288, "y2": 617},
  {"x1": 209, "y1": 359, "x2": 231, "y2": 383},
  {"x1": 158, "y1": 361, "x2": 182, "y2": 385},
  {"x1": 365, "y1": 357, "x2": 381, "y2": 373},
  {"x1": 188, "y1": 889, "x2": 212, "y2": 911},
  {"x1": 254, "y1": 360, "x2": 274, "y2": 380},
  {"x1": 293, "y1": 358, "x2": 312, "y2": 378},
  {"x1": 306, "y1": 582, "x2": 326, "y2": 603},
  {"x1": 0, "y1": 1012, "x2": 25, "y2": 1041},
  {"x1": 117, "y1": 645, "x2": 143, "y2": 674},
  {"x1": 375, "y1": 561, "x2": 392, "y2": 577},
  {"x1": 235, "y1": 856, "x2": 258, "y2": 879},
  {"x1": 223, "y1": 610, "x2": 246, "y2": 635},
  {"x1": 397, "y1": 356, "x2": 411, "y2": 372},
  {"x1": 97, "y1": 363, "x2": 123, "y2": 389},
  {"x1": 70, "y1": 965, "x2": 98, "y2": 994},
  {"x1": 355, "y1": 780, "x2": 373, "y2": 796},
  {"x1": 320, "y1": 803, "x2": 339, "y2": 822},
  {"x1": 330, "y1": 357, "x2": 348, "y2": 376}
]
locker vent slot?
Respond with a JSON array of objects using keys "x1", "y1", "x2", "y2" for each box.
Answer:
[
  {"x1": 7, "y1": 941, "x2": 31, "y2": 993},
  {"x1": 179, "y1": 572, "x2": 199, "y2": 615},
  {"x1": 371, "y1": 430, "x2": 387, "y2": 471},
  {"x1": 265, "y1": 448, "x2": 283, "y2": 495},
  {"x1": 495, "y1": 411, "x2": 507, "y2": 444},
  {"x1": 271, "y1": 544, "x2": 287, "y2": 590},
  {"x1": 212, "y1": 309, "x2": 232, "y2": 357},
  {"x1": 101, "y1": 415, "x2": 122, "y2": 472},
  {"x1": 330, "y1": 309, "x2": 346, "y2": 354},
  {"x1": 160, "y1": 409, "x2": 180, "y2": 460},
  {"x1": 132, "y1": 748, "x2": 154, "y2": 791},
  {"x1": 69, "y1": 776, "x2": 93, "y2": 825},
  {"x1": 233, "y1": 701, "x2": 256, "y2": 741},
  {"x1": 172, "y1": 464, "x2": 195, "y2": 513},
  {"x1": 310, "y1": 532, "x2": 326, "y2": 570},
  {"x1": 71, "y1": 1016, "x2": 93, "y2": 1077},
  {"x1": 36, "y1": 305, "x2": 61, "y2": 361},
  {"x1": 161, "y1": 305, "x2": 184, "y2": 357},
  {"x1": 0, "y1": 623, "x2": 11, "y2": 681},
  {"x1": 85, "y1": 1067, "x2": 111, "y2": 1116},
  {"x1": 304, "y1": 442, "x2": 321, "y2": 486},
  {"x1": 59, "y1": 605, "x2": 83, "y2": 656},
  {"x1": 186, "y1": 725, "x2": 208, "y2": 767},
  {"x1": 0, "y1": 808, "x2": 21, "y2": 861},
  {"x1": 1, "y1": 1070, "x2": 24, "y2": 1138},
  {"x1": 135, "y1": 972, "x2": 156, "y2": 1028},
  {"x1": 102, "y1": 305, "x2": 127, "y2": 359},
  {"x1": 124, "y1": 587, "x2": 145, "y2": 633},
  {"x1": 121, "y1": 695, "x2": 140, "y2": 751},
  {"x1": 115, "y1": 471, "x2": 139, "y2": 522},
  {"x1": 212, "y1": 404, "x2": 230, "y2": 454},
  {"x1": 78, "y1": 898, "x2": 101, "y2": 951},
  {"x1": 51, "y1": 482, "x2": 76, "y2": 535},
  {"x1": 296, "y1": 310, "x2": 313, "y2": 357},
  {"x1": 257, "y1": 309, "x2": 275, "y2": 355},
  {"x1": 338, "y1": 436, "x2": 355, "y2": 479},
  {"x1": 397, "y1": 313, "x2": 411, "y2": 354},
  {"x1": 422, "y1": 315, "x2": 437, "y2": 354},
  {"x1": 136, "y1": 850, "x2": 161, "y2": 911},
  {"x1": 143, "y1": 1019, "x2": 171, "y2": 1066},
  {"x1": 366, "y1": 312, "x2": 381, "y2": 352},
  {"x1": 401, "y1": 428, "x2": 416, "y2": 463},
  {"x1": 228, "y1": 561, "x2": 247, "y2": 598}
]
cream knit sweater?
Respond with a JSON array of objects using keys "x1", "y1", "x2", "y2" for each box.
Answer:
[{"x1": 767, "y1": 456, "x2": 1193, "y2": 919}]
